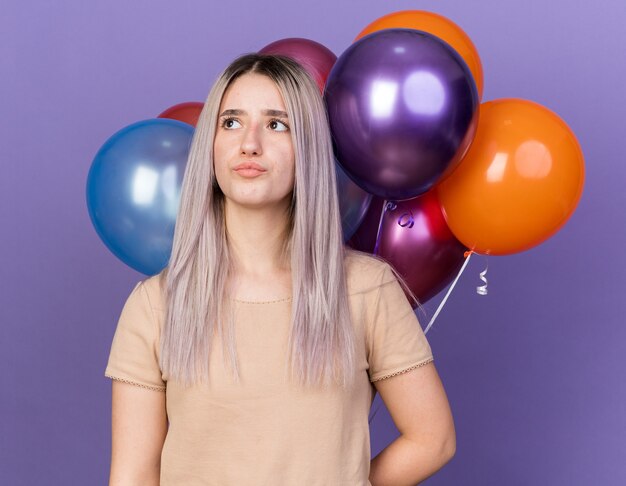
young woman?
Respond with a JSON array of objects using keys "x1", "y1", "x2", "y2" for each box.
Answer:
[{"x1": 105, "y1": 53, "x2": 455, "y2": 486}]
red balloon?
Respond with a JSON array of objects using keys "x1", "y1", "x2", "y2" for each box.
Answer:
[
  {"x1": 347, "y1": 192, "x2": 467, "y2": 306},
  {"x1": 259, "y1": 38, "x2": 337, "y2": 93},
  {"x1": 158, "y1": 102, "x2": 204, "y2": 127}
]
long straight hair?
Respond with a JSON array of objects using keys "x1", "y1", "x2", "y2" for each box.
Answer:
[{"x1": 159, "y1": 53, "x2": 357, "y2": 390}]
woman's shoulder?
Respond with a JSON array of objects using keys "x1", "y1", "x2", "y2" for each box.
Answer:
[
  {"x1": 344, "y1": 248, "x2": 391, "y2": 296},
  {"x1": 137, "y1": 271, "x2": 167, "y2": 311}
]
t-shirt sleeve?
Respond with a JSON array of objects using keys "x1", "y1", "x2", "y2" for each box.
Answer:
[
  {"x1": 366, "y1": 263, "x2": 434, "y2": 382},
  {"x1": 104, "y1": 281, "x2": 166, "y2": 392}
]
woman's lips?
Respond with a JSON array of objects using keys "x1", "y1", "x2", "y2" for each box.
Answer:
[{"x1": 234, "y1": 168, "x2": 267, "y2": 178}]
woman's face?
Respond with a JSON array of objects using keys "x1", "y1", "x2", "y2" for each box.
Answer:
[{"x1": 213, "y1": 72, "x2": 295, "y2": 210}]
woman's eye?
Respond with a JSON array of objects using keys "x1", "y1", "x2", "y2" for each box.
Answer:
[
  {"x1": 269, "y1": 119, "x2": 289, "y2": 132},
  {"x1": 221, "y1": 118, "x2": 241, "y2": 129}
]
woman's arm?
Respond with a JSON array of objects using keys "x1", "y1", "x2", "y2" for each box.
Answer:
[
  {"x1": 109, "y1": 380, "x2": 168, "y2": 486},
  {"x1": 369, "y1": 361, "x2": 456, "y2": 486}
]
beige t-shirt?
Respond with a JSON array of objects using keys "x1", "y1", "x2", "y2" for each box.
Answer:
[{"x1": 104, "y1": 253, "x2": 434, "y2": 486}]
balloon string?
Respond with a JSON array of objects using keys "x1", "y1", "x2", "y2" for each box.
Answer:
[
  {"x1": 373, "y1": 199, "x2": 396, "y2": 255},
  {"x1": 423, "y1": 250, "x2": 474, "y2": 335},
  {"x1": 370, "y1": 250, "x2": 488, "y2": 425},
  {"x1": 368, "y1": 393, "x2": 382, "y2": 425},
  {"x1": 368, "y1": 201, "x2": 386, "y2": 427},
  {"x1": 477, "y1": 255, "x2": 488, "y2": 295},
  {"x1": 370, "y1": 250, "x2": 472, "y2": 424},
  {"x1": 368, "y1": 199, "x2": 399, "y2": 426}
]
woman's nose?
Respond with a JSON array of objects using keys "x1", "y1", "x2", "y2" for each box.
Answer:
[{"x1": 240, "y1": 123, "x2": 263, "y2": 155}]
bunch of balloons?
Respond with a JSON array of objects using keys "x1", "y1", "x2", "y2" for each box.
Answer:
[
  {"x1": 87, "y1": 9, "x2": 585, "y2": 303},
  {"x1": 331, "y1": 11, "x2": 584, "y2": 306}
]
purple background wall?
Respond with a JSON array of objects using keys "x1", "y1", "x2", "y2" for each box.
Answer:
[{"x1": 2, "y1": 0, "x2": 624, "y2": 484}]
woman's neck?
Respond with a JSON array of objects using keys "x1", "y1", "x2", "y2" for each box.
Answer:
[{"x1": 224, "y1": 199, "x2": 291, "y2": 276}]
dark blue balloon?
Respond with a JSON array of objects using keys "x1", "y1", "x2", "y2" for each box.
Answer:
[
  {"x1": 335, "y1": 158, "x2": 372, "y2": 241},
  {"x1": 86, "y1": 118, "x2": 194, "y2": 275},
  {"x1": 324, "y1": 28, "x2": 479, "y2": 200}
]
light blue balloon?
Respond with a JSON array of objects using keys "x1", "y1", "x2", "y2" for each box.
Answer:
[
  {"x1": 86, "y1": 118, "x2": 194, "y2": 275},
  {"x1": 336, "y1": 159, "x2": 372, "y2": 241}
]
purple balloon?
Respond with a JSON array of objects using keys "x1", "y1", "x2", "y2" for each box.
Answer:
[
  {"x1": 325, "y1": 28, "x2": 479, "y2": 200},
  {"x1": 347, "y1": 192, "x2": 467, "y2": 306}
]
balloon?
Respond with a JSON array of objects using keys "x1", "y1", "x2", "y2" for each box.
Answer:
[
  {"x1": 355, "y1": 10, "x2": 484, "y2": 100},
  {"x1": 158, "y1": 101, "x2": 204, "y2": 127},
  {"x1": 86, "y1": 119, "x2": 194, "y2": 275},
  {"x1": 335, "y1": 159, "x2": 372, "y2": 241},
  {"x1": 346, "y1": 195, "x2": 385, "y2": 254},
  {"x1": 436, "y1": 98, "x2": 585, "y2": 256},
  {"x1": 325, "y1": 28, "x2": 479, "y2": 200},
  {"x1": 259, "y1": 38, "x2": 337, "y2": 93},
  {"x1": 347, "y1": 192, "x2": 467, "y2": 306}
]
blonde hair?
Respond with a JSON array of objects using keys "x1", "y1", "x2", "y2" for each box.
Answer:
[{"x1": 159, "y1": 53, "x2": 361, "y2": 389}]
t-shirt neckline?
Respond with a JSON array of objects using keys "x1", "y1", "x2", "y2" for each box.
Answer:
[{"x1": 231, "y1": 296, "x2": 292, "y2": 304}]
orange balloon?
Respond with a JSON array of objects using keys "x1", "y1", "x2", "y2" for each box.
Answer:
[
  {"x1": 355, "y1": 10, "x2": 484, "y2": 100},
  {"x1": 158, "y1": 101, "x2": 204, "y2": 127},
  {"x1": 435, "y1": 99, "x2": 585, "y2": 256}
]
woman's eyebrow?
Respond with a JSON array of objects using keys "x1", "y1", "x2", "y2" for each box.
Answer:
[{"x1": 219, "y1": 109, "x2": 288, "y2": 118}]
